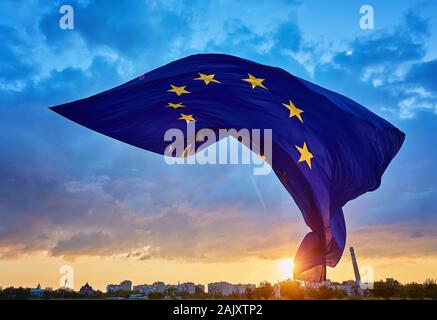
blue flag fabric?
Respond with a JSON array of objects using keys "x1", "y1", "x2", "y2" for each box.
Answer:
[{"x1": 51, "y1": 54, "x2": 405, "y2": 281}]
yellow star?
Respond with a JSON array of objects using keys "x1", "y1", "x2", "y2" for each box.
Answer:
[
  {"x1": 241, "y1": 73, "x2": 268, "y2": 90},
  {"x1": 167, "y1": 85, "x2": 190, "y2": 96},
  {"x1": 295, "y1": 141, "x2": 314, "y2": 169},
  {"x1": 282, "y1": 100, "x2": 304, "y2": 123},
  {"x1": 166, "y1": 102, "x2": 185, "y2": 109},
  {"x1": 178, "y1": 113, "x2": 195, "y2": 123},
  {"x1": 194, "y1": 73, "x2": 220, "y2": 85}
]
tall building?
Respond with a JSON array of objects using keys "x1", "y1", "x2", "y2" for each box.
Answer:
[
  {"x1": 349, "y1": 247, "x2": 364, "y2": 296},
  {"x1": 133, "y1": 284, "x2": 153, "y2": 294},
  {"x1": 106, "y1": 284, "x2": 119, "y2": 292},
  {"x1": 208, "y1": 282, "x2": 234, "y2": 296},
  {"x1": 153, "y1": 281, "x2": 165, "y2": 293},
  {"x1": 233, "y1": 284, "x2": 256, "y2": 294},
  {"x1": 349, "y1": 247, "x2": 361, "y2": 284},
  {"x1": 208, "y1": 282, "x2": 256, "y2": 296},
  {"x1": 179, "y1": 282, "x2": 196, "y2": 294},
  {"x1": 119, "y1": 280, "x2": 132, "y2": 291},
  {"x1": 106, "y1": 280, "x2": 132, "y2": 292},
  {"x1": 195, "y1": 284, "x2": 205, "y2": 294}
]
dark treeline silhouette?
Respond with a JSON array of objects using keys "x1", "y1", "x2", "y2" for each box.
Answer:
[
  {"x1": 372, "y1": 278, "x2": 437, "y2": 300},
  {"x1": 279, "y1": 281, "x2": 348, "y2": 300},
  {"x1": 1, "y1": 278, "x2": 436, "y2": 300}
]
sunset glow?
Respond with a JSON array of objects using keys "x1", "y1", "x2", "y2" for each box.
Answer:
[
  {"x1": 1, "y1": 0, "x2": 437, "y2": 294},
  {"x1": 277, "y1": 259, "x2": 294, "y2": 280}
]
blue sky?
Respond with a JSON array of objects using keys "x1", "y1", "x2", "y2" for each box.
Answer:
[{"x1": 1, "y1": 0, "x2": 437, "y2": 282}]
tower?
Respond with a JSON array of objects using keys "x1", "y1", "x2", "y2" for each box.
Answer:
[
  {"x1": 349, "y1": 247, "x2": 361, "y2": 284},
  {"x1": 349, "y1": 247, "x2": 364, "y2": 296}
]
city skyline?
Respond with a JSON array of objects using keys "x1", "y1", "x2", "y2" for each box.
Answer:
[
  {"x1": 3, "y1": 252, "x2": 434, "y2": 292},
  {"x1": 4, "y1": 277, "x2": 436, "y2": 300},
  {"x1": 2, "y1": 275, "x2": 427, "y2": 299},
  {"x1": 0, "y1": 273, "x2": 372, "y2": 294}
]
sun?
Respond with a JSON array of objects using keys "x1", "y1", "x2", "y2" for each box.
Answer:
[{"x1": 277, "y1": 258, "x2": 294, "y2": 280}]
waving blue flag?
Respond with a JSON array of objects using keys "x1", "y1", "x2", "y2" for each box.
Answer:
[{"x1": 51, "y1": 54, "x2": 404, "y2": 281}]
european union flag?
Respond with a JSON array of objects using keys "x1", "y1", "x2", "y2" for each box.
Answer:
[{"x1": 51, "y1": 54, "x2": 405, "y2": 281}]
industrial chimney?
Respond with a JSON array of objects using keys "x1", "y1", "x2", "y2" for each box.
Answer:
[{"x1": 349, "y1": 247, "x2": 361, "y2": 285}]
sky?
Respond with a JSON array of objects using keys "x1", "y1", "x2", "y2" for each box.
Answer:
[{"x1": 0, "y1": 0, "x2": 437, "y2": 291}]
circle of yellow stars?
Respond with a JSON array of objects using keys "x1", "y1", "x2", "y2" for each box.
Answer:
[{"x1": 162, "y1": 72, "x2": 314, "y2": 169}]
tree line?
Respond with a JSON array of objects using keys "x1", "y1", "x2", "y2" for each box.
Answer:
[{"x1": 1, "y1": 278, "x2": 436, "y2": 299}]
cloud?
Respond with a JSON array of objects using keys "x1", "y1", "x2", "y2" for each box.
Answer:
[
  {"x1": 0, "y1": 26, "x2": 38, "y2": 85},
  {"x1": 51, "y1": 231, "x2": 111, "y2": 257},
  {"x1": 349, "y1": 224, "x2": 437, "y2": 258},
  {"x1": 406, "y1": 59, "x2": 437, "y2": 93},
  {"x1": 311, "y1": 10, "x2": 437, "y2": 119},
  {"x1": 186, "y1": 0, "x2": 300, "y2": 51},
  {"x1": 39, "y1": 0, "x2": 192, "y2": 62},
  {"x1": 0, "y1": 1, "x2": 436, "y2": 266},
  {"x1": 0, "y1": 138, "x2": 303, "y2": 261}
]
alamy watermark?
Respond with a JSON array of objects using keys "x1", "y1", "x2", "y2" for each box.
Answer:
[
  {"x1": 360, "y1": 5, "x2": 374, "y2": 30},
  {"x1": 59, "y1": 265, "x2": 74, "y2": 290},
  {"x1": 163, "y1": 123, "x2": 273, "y2": 176},
  {"x1": 59, "y1": 4, "x2": 74, "y2": 30},
  {"x1": 360, "y1": 264, "x2": 374, "y2": 289}
]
